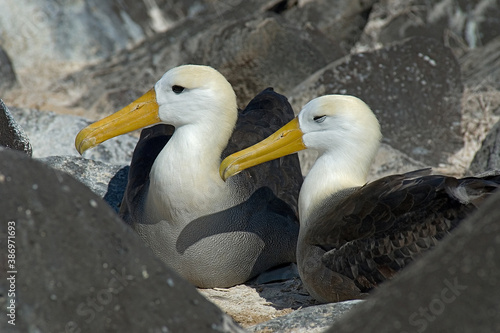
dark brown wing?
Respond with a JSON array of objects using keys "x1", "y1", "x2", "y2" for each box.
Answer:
[
  {"x1": 223, "y1": 87, "x2": 303, "y2": 218},
  {"x1": 308, "y1": 169, "x2": 500, "y2": 292},
  {"x1": 119, "y1": 124, "x2": 174, "y2": 224}
]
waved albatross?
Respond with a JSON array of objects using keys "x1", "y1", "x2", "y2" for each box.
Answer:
[
  {"x1": 75, "y1": 65, "x2": 301, "y2": 288},
  {"x1": 220, "y1": 94, "x2": 500, "y2": 302}
]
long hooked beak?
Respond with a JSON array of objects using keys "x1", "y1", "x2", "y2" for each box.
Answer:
[
  {"x1": 220, "y1": 117, "x2": 306, "y2": 181},
  {"x1": 75, "y1": 88, "x2": 160, "y2": 154}
]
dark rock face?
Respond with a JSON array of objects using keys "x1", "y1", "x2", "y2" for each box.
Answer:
[
  {"x1": 460, "y1": 36, "x2": 500, "y2": 89},
  {"x1": 469, "y1": 119, "x2": 500, "y2": 175},
  {"x1": 374, "y1": 0, "x2": 500, "y2": 50},
  {"x1": 0, "y1": 100, "x2": 32, "y2": 155},
  {"x1": 40, "y1": 155, "x2": 128, "y2": 213},
  {"x1": 282, "y1": 0, "x2": 377, "y2": 53},
  {"x1": 0, "y1": 148, "x2": 243, "y2": 333},
  {"x1": 325, "y1": 189, "x2": 500, "y2": 333},
  {"x1": 66, "y1": 8, "x2": 345, "y2": 114},
  {"x1": 188, "y1": 16, "x2": 344, "y2": 106},
  {"x1": 0, "y1": 47, "x2": 17, "y2": 91},
  {"x1": 290, "y1": 37, "x2": 463, "y2": 165}
]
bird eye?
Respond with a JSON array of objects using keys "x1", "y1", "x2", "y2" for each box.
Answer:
[
  {"x1": 172, "y1": 85, "x2": 185, "y2": 94},
  {"x1": 313, "y1": 115, "x2": 326, "y2": 123}
]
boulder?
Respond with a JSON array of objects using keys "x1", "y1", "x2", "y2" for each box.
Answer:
[
  {"x1": 0, "y1": 0, "x2": 212, "y2": 72},
  {"x1": 364, "y1": 0, "x2": 500, "y2": 52},
  {"x1": 39, "y1": 156, "x2": 128, "y2": 213},
  {"x1": 325, "y1": 188, "x2": 500, "y2": 333},
  {"x1": 0, "y1": 47, "x2": 17, "y2": 91},
  {"x1": 188, "y1": 15, "x2": 344, "y2": 106},
  {"x1": 0, "y1": 147, "x2": 244, "y2": 333},
  {"x1": 469, "y1": 119, "x2": 500, "y2": 175},
  {"x1": 289, "y1": 37, "x2": 463, "y2": 165},
  {"x1": 8, "y1": 106, "x2": 137, "y2": 164},
  {"x1": 67, "y1": 11, "x2": 344, "y2": 116},
  {"x1": 460, "y1": 36, "x2": 500, "y2": 90},
  {"x1": 282, "y1": 0, "x2": 377, "y2": 53},
  {"x1": 248, "y1": 300, "x2": 363, "y2": 333},
  {"x1": 0, "y1": 99, "x2": 31, "y2": 155}
]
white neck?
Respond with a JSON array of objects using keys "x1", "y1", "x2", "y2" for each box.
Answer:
[
  {"x1": 298, "y1": 147, "x2": 376, "y2": 227},
  {"x1": 145, "y1": 123, "x2": 234, "y2": 225}
]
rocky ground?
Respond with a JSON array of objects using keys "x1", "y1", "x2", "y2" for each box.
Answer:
[{"x1": 1, "y1": 0, "x2": 500, "y2": 332}]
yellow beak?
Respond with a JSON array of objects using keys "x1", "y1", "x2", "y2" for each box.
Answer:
[
  {"x1": 220, "y1": 117, "x2": 306, "y2": 181},
  {"x1": 75, "y1": 88, "x2": 161, "y2": 154}
]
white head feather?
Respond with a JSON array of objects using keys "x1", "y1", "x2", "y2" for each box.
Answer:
[
  {"x1": 154, "y1": 65, "x2": 237, "y2": 150},
  {"x1": 297, "y1": 95, "x2": 382, "y2": 222},
  {"x1": 148, "y1": 65, "x2": 240, "y2": 223}
]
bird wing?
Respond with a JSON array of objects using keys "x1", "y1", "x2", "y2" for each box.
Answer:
[
  {"x1": 119, "y1": 124, "x2": 175, "y2": 223},
  {"x1": 307, "y1": 169, "x2": 500, "y2": 291},
  {"x1": 223, "y1": 87, "x2": 303, "y2": 218}
]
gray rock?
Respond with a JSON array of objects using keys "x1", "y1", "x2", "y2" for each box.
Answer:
[
  {"x1": 282, "y1": 0, "x2": 377, "y2": 53},
  {"x1": 55, "y1": 0, "x2": 274, "y2": 116},
  {"x1": 188, "y1": 15, "x2": 343, "y2": 106},
  {"x1": 289, "y1": 37, "x2": 463, "y2": 165},
  {"x1": 248, "y1": 300, "x2": 363, "y2": 333},
  {"x1": 62, "y1": 0, "x2": 391, "y2": 114},
  {"x1": 0, "y1": 99, "x2": 31, "y2": 155},
  {"x1": 368, "y1": 143, "x2": 428, "y2": 181},
  {"x1": 469, "y1": 119, "x2": 500, "y2": 175},
  {"x1": 8, "y1": 106, "x2": 137, "y2": 164},
  {"x1": 460, "y1": 36, "x2": 500, "y2": 90},
  {"x1": 39, "y1": 156, "x2": 128, "y2": 213},
  {"x1": 0, "y1": 0, "x2": 139, "y2": 71},
  {"x1": 67, "y1": 9, "x2": 343, "y2": 115},
  {"x1": 370, "y1": 0, "x2": 500, "y2": 51},
  {"x1": 0, "y1": 0, "x2": 212, "y2": 73},
  {"x1": 0, "y1": 47, "x2": 16, "y2": 91},
  {"x1": 0, "y1": 147, "x2": 244, "y2": 333},
  {"x1": 324, "y1": 189, "x2": 500, "y2": 333}
]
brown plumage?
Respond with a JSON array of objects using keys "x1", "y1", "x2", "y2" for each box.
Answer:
[{"x1": 310, "y1": 170, "x2": 500, "y2": 295}]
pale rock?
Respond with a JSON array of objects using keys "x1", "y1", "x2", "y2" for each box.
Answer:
[{"x1": 8, "y1": 106, "x2": 137, "y2": 164}]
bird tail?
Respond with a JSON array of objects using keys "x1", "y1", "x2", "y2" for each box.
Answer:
[{"x1": 446, "y1": 172, "x2": 500, "y2": 207}]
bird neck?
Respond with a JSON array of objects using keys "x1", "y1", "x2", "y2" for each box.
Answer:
[
  {"x1": 298, "y1": 151, "x2": 371, "y2": 226},
  {"x1": 146, "y1": 123, "x2": 233, "y2": 225}
]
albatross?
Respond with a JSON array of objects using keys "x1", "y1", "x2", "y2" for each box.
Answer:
[
  {"x1": 75, "y1": 65, "x2": 301, "y2": 288},
  {"x1": 220, "y1": 94, "x2": 500, "y2": 302}
]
